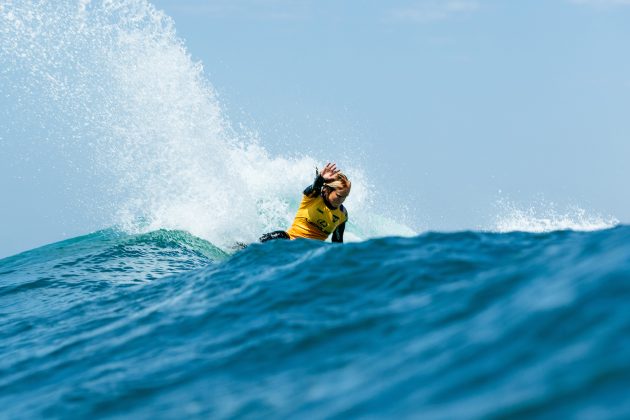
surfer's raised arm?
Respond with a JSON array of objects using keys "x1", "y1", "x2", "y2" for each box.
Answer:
[{"x1": 259, "y1": 162, "x2": 351, "y2": 244}]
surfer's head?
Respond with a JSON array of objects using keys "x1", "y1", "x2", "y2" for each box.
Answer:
[{"x1": 323, "y1": 173, "x2": 351, "y2": 208}]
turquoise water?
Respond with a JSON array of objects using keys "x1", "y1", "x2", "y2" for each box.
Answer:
[{"x1": 2, "y1": 227, "x2": 630, "y2": 418}]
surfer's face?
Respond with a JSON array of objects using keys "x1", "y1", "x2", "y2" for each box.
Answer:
[{"x1": 328, "y1": 187, "x2": 349, "y2": 208}]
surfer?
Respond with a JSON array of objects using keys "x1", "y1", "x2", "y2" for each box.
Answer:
[{"x1": 260, "y1": 162, "x2": 351, "y2": 243}]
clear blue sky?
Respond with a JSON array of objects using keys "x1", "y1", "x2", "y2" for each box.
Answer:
[
  {"x1": 2, "y1": 0, "x2": 629, "y2": 258},
  {"x1": 151, "y1": 0, "x2": 630, "y2": 224}
]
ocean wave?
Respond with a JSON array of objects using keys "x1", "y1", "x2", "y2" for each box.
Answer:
[{"x1": 1, "y1": 227, "x2": 630, "y2": 417}]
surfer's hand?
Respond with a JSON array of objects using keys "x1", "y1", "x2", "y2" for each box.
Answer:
[{"x1": 320, "y1": 162, "x2": 339, "y2": 182}]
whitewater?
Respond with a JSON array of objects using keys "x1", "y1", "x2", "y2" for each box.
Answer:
[{"x1": 1, "y1": 1, "x2": 628, "y2": 419}]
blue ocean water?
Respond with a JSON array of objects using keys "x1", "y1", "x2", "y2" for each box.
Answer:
[{"x1": 2, "y1": 227, "x2": 630, "y2": 418}]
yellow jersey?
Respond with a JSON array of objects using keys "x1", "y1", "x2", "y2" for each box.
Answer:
[{"x1": 286, "y1": 194, "x2": 348, "y2": 241}]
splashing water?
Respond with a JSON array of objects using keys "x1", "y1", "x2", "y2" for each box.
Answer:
[
  {"x1": 0, "y1": 0, "x2": 415, "y2": 249},
  {"x1": 492, "y1": 198, "x2": 618, "y2": 233}
]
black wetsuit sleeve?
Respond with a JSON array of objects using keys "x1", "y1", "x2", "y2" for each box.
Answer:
[
  {"x1": 332, "y1": 222, "x2": 345, "y2": 243},
  {"x1": 332, "y1": 206, "x2": 348, "y2": 243},
  {"x1": 303, "y1": 174, "x2": 325, "y2": 197}
]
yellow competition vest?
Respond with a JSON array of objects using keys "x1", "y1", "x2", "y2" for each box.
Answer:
[{"x1": 286, "y1": 194, "x2": 347, "y2": 241}]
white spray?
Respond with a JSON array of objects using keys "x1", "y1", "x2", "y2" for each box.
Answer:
[{"x1": 0, "y1": 0, "x2": 415, "y2": 249}]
